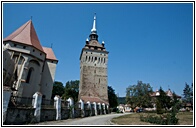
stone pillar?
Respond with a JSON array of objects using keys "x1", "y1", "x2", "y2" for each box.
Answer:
[
  {"x1": 107, "y1": 105, "x2": 109, "y2": 114},
  {"x1": 102, "y1": 103, "x2": 106, "y2": 114},
  {"x1": 87, "y1": 101, "x2": 92, "y2": 116},
  {"x1": 79, "y1": 99, "x2": 84, "y2": 117},
  {"x1": 54, "y1": 95, "x2": 61, "y2": 120},
  {"x1": 93, "y1": 102, "x2": 97, "y2": 116},
  {"x1": 3, "y1": 89, "x2": 12, "y2": 122},
  {"x1": 67, "y1": 98, "x2": 74, "y2": 118},
  {"x1": 32, "y1": 92, "x2": 42, "y2": 122},
  {"x1": 98, "y1": 103, "x2": 101, "y2": 115}
]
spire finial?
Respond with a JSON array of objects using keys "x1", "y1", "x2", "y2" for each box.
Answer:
[{"x1": 91, "y1": 13, "x2": 97, "y2": 33}]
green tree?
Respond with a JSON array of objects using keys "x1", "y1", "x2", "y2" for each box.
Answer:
[
  {"x1": 126, "y1": 81, "x2": 153, "y2": 108},
  {"x1": 62, "y1": 80, "x2": 79, "y2": 103},
  {"x1": 156, "y1": 87, "x2": 172, "y2": 114},
  {"x1": 51, "y1": 81, "x2": 65, "y2": 99},
  {"x1": 183, "y1": 83, "x2": 193, "y2": 105},
  {"x1": 108, "y1": 86, "x2": 118, "y2": 108}
]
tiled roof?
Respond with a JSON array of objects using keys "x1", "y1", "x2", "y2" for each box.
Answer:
[
  {"x1": 42, "y1": 47, "x2": 58, "y2": 61},
  {"x1": 81, "y1": 96, "x2": 109, "y2": 105},
  {"x1": 3, "y1": 20, "x2": 44, "y2": 52},
  {"x1": 87, "y1": 40, "x2": 103, "y2": 48}
]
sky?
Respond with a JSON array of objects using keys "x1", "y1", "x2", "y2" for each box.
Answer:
[{"x1": 3, "y1": 2, "x2": 193, "y2": 97}]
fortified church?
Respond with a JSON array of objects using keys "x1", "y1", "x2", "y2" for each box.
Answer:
[{"x1": 3, "y1": 20, "x2": 58, "y2": 100}]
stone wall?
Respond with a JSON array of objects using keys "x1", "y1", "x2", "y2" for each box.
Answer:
[
  {"x1": 40, "y1": 108, "x2": 56, "y2": 122},
  {"x1": 5, "y1": 107, "x2": 35, "y2": 125},
  {"x1": 61, "y1": 109, "x2": 70, "y2": 120}
]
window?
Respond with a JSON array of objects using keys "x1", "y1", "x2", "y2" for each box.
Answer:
[
  {"x1": 40, "y1": 53, "x2": 42, "y2": 56},
  {"x1": 33, "y1": 49, "x2": 35, "y2": 52},
  {"x1": 23, "y1": 46, "x2": 26, "y2": 49},
  {"x1": 26, "y1": 68, "x2": 34, "y2": 83}
]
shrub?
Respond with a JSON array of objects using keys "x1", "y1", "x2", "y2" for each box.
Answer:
[{"x1": 140, "y1": 113, "x2": 178, "y2": 125}]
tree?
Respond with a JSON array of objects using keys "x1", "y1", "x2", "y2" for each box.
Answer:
[
  {"x1": 62, "y1": 80, "x2": 79, "y2": 103},
  {"x1": 126, "y1": 81, "x2": 153, "y2": 108},
  {"x1": 183, "y1": 83, "x2": 193, "y2": 105},
  {"x1": 156, "y1": 87, "x2": 172, "y2": 114},
  {"x1": 108, "y1": 86, "x2": 118, "y2": 108},
  {"x1": 51, "y1": 81, "x2": 65, "y2": 99}
]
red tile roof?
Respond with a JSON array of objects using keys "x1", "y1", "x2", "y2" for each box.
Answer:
[
  {"x1": 81, "y1": 96, "x2": 109, "y2": 105},
  {"x1": 42, "y1": 47, "x2": 58, "y2": 61},
  {"x1": 3, "y1": 20, "x2": 44, "y2": 52}
]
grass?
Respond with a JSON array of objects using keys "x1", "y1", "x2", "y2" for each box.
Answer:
[{"x1": 111, "y1": 112, "x2": 193, "y2": 125}]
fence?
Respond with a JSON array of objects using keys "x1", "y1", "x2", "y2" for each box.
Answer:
[
  {"x1": 41, "y1": 99, "x2": 55, "y2": 109},
  {"x1": 61, "y1": 100, "x2": 69, "y2": 109},
  {"x1": 8, "y1": 96, "x2": 34, "y2": 108}
]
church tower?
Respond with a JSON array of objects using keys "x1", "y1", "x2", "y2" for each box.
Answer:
[{"x1": 79, "y1": 14, "x2": 109, "y2": 104}]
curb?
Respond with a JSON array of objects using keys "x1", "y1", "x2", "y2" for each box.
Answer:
[{"x1": 109, "y1": 120, "x2": 117, "y2": 125}]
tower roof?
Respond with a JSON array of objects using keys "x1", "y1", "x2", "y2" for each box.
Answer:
[
  {"x1": 42, "y1": 47, "x2": 58, "y2": 61},
  {"x1": 3, "y1": 20, "x2": 44, "y2": 52}
]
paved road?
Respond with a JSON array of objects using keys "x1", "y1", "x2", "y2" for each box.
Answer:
[{"x1": 35, "y1": 113, "x2": 131, "y2": 125}]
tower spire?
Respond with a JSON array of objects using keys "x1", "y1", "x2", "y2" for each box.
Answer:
[
  {"x1": 89, "y1": 13, "x2": 98, "y2": 41},
  {"x1": 91, "y1": 13, "x2": 97, "y2": 34}
]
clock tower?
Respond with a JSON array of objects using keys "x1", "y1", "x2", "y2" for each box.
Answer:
[{"x1": 79, "y1": 14, "x2": 109, "y2": 105}]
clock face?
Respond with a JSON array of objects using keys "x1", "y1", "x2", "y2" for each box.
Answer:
[{"x1": 92, "y1": 41, "x2": 97, "y2": 45}]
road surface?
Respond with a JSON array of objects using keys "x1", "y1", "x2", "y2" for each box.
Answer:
[{"x1": 35, "y1": 113, "x2": 131, "y2": 125}]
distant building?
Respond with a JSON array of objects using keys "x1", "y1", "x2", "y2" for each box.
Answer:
[
  {"x1": 150, "y1": 89, "x2": 181, "y2": 99},
  {"x1": 3, "y1": 20, "x2": 58, "y2": 99},
  {"x1": 78, "y1": 14, "x2": 109, "y2": 105}
]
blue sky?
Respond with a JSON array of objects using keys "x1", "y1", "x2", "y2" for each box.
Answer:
[{"x1": 3, "y1": 2, "x2": 193, "y2": 97}]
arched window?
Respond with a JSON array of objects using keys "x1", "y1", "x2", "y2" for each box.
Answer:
[{"x1": 26, "y1": 67, "x2": 34, "y2": 83}]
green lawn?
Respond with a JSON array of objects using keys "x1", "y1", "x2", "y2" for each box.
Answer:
[{"x1": 111, "y1": 112, "x2": 193, "y2": 125}]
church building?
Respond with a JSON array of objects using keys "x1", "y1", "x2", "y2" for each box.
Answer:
[
  {"x1": 79, "y1": 14, "x2": 109, "y2": 105},
  {"x1": 3, "y1": 20, "x2": 58, "y2": 100}
]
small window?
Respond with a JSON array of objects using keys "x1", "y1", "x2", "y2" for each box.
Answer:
[
  {"x1": 40, "y1": 53, "x2": 42, "y2": 56},
  {"x1": 14, "y1": 44, "x2": 17, "y2": 47},
  {"x1": 23, "y1": 46, "x2": 26, "y2": 49},
  {"x1": 26, "y1": 68, "x2": 34, "y2": 83},
  {"x1": 33, "y1": 49, "x2": 35, "y2": 52}
]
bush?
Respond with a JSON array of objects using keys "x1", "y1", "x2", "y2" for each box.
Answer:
[{"x1": 140, "y1": 113, "x2": 178, "y2": 125}]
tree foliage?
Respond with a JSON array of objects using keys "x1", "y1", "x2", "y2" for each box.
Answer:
[
  {"x1": 62, "y1": 80, "x2": 79, "y2": 103},
  {"x1": 156, "y1": 87, "x2": 172, "y2": 114},
  {"x1": 108, "y1": 86, "x2": 118, "y2": 108},
  {"x1": 183, "y1": 83, "x2": 193, "y2": 105},
  {"x1": 51, "y1": 81, "x2": 65, "y2": 99},
  {"x1": 157, "y1": 87, "x2": 172, "y2": 110},
  {"x1": 126, "y1": 81, "x2": 153, "y2": 108}
]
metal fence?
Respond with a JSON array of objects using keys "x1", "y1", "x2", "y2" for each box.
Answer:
[
  {"x1": 41, "y1": 99, "x2": 55, "y2": 109},
  {"x1": 8, "y1": 96, "x2": 34, "y2": 108},
  {"x1": 61, "y1": 100, "x2": 69, "y2": 109}
]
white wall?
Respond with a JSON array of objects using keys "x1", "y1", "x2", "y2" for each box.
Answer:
[{"x1": 40, "y1": 60, "x2": 57, "y2": 99}]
